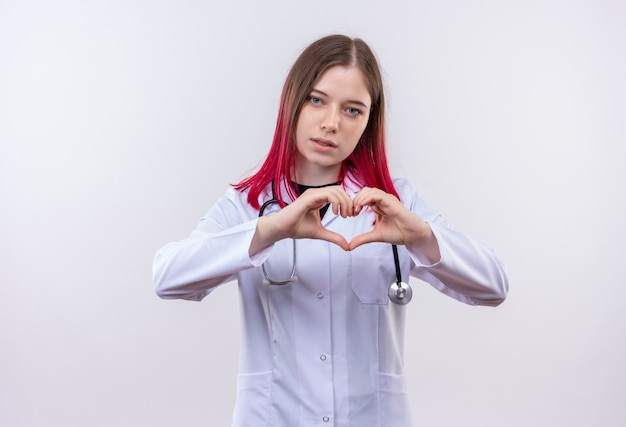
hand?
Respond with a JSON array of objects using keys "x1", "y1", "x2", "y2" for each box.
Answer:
[
  {"x1": 349, "y1": 187, "x2": 441, "y2": 261},
  {"x1": 251, "y1": 186, "x2": 441, "y2": 262},
  {"x1": 281, "y1": 185, "x2": 354, "y2": 249},
  {"x1": 251, "y1": 186, "x2": 352, "y2": 254}
]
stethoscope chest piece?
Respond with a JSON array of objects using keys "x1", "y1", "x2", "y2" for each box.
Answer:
[{"x1": 388, "y1": 281, "x2": 412, "y2": 305}]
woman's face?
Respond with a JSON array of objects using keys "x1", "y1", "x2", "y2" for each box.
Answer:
[{"x1": 294, "y1": 65, "x2": 371, "y2": 185}]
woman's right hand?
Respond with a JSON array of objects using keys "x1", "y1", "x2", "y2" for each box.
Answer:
[{"x1": 249, "y1": 186, "x2": 352, "y2": 255}]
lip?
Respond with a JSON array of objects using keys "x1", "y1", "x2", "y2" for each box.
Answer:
[{"x1": 311, "y1": 137, "x2": 337, "y2": 148}]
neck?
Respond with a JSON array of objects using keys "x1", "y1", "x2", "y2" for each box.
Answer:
[
  {"x1": 292, "y1": 180, "x2": 341, "y2": 189},
  {"x1": 293, "y1": 161, "x2": 341, "y2": 186}
]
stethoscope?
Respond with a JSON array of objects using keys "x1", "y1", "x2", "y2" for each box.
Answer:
[{"x1": 258, "y1": 188, "x2": 413, "y2": 305}]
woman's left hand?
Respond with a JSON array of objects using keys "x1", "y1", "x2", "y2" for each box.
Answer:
[{"x1": 349, "y1": 187, "x2": 441, "y2": 262}]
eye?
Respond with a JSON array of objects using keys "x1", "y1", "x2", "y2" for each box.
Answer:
[
  {"x1": 345, "y1": 107, "x2": 362, "y2": 116},
  {"x1": 309, "y1": 96, "x2": 322, "y2": 105}
]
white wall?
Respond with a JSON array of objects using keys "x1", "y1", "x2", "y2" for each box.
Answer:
[{"x1": 1, "y1": 0, "x2": 625, "y2": 426}]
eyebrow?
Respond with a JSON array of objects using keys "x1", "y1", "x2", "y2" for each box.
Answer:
[{"x1": 310, "y1": 89, "x2": 370, "y2": 109}]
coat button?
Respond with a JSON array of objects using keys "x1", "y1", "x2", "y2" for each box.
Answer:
[
  {"x1": 317, "y1": 292, "x2": 324, "y2": 299},
  {"x1": 323, "y1": 416, "x2": 330, "y2": 422},
  {"x1": 320, "y1": 354, "x2": 327, "y2": 361}
]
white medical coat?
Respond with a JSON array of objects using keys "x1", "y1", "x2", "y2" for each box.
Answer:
[{"x1": 153, "y1": 178, "x2": 508, "y2": 427}]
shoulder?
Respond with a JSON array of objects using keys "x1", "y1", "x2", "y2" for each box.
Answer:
[
  {"x1": 224, "y1": 185, "x2": 273, "y2": 206},
  {"x1": 392, "y1": 177, "x2": 416, "y2": 203},
  {"x1": 392, "y1": 177, "x2": 412, "y2": 190},
  {"x1": 391, "y1": 178, "x2": 448, "y2": 225},
  {"x1": 204, "y1": 186, "x2": 269, "y2": 225}
]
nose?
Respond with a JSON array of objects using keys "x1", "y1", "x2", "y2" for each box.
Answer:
[{"x1": 321, "y1": 106, "x2": 339, "y2": 134}]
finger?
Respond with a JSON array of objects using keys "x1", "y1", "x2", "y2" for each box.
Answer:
[
  {"x1": 348, "y1": 230, "x2": 382, "y2": 251},
  {"x1": 315, "y1": 228, "x2": 350, "y2": 251},
  {"x1": 353, "y1": 188, "x2": 385, "y2": 214},
  {"x1": 354, "y1": 190, "x2": 402, "y2": 217},
  {"x1": 326, "y1": 187, "x2": 353, "y2": 218}
]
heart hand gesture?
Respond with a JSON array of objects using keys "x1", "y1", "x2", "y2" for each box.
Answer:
[{"x1": 250, "y1": 185, "x2": 440, "y2": 262}]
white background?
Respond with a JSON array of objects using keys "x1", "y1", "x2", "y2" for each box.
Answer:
[{"x1": 1, "y1": 0, "x2": 625, "y2": 426}]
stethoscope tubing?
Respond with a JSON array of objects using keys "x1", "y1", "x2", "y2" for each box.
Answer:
[{"x1": 259, "y1": 199, "x2": 297, "y2": 285}]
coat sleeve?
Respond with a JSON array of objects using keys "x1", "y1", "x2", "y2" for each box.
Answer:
[
  {"x1": 396, "y1": 179, "x2": 509, "y2": 307},
  {"x1": 152, "y1": 188, "x2": 271, "y2": 301}
]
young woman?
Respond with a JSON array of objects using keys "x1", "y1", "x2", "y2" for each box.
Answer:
[{"x1": 153, "y1": 34, "x2": 508, "y2": 426}]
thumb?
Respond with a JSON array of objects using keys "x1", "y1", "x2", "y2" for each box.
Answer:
[
  {"x1": 348, "y1": 231, "x2": 380, "y2": 251},
  {"x1": 315, "y1": 229, "x2": 350, "y2": 251}
]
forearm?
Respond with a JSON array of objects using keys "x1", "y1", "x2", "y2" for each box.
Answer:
[
  {"x1": 406, "y1": 222, "x2": 441, "y2": 264},
  {"x1": 410, "y1": 225, "x2": 509, "y2": 306},
  {"x1": 249, "y1": 215, "x2": 289, "y2": 257},
  {"x1": 154, "y1": 220, "x2": 266, "y2": 300}
]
